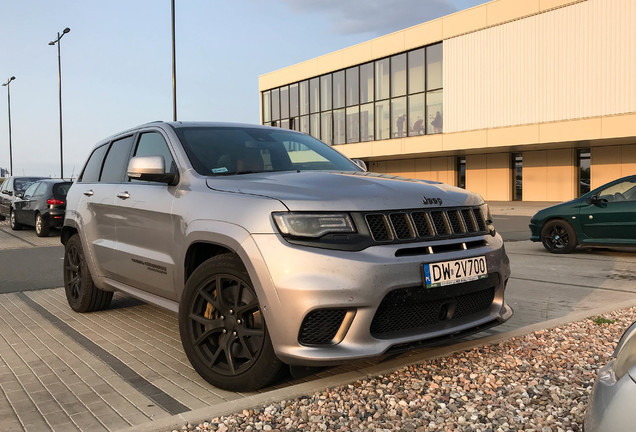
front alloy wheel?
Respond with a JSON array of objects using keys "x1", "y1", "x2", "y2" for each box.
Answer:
[
  {"x1": 179, "y1": 254, "x2": 282, "y2": 391},
  {"x1": 540, "y1": 220, "x2": 577, "y2": 254}
]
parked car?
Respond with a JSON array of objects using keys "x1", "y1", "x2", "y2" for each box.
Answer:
[
  {"x1": 584, "y1": 320, "x2": 636, "y2": 431},
  {"x1": 62, "y1": 121, "x2": 512, "y2": 390},
  {"x1": 11, "y1": 179, "x2": 72, "y2": 236},
  {"x1": 0, "y1": 176, "x2": 47, "y2": 221},
  {"x1": 529, "y1": 175, "x2": 636, "y2": 253}
]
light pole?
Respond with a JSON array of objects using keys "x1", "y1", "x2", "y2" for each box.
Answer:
[
  {"x1": 2, "y1": 76, "x2": 15, "y2": 176},
  {"x1": 171, "y1": 0, "x2": 177, "y2": 121},
  {"x1": 49, "y1": 27, "x2": 70, "y2": 179}
]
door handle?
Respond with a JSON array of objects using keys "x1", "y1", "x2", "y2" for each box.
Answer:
[
  {"x1": 83, "y1": 190, "x2": 94, "y2": 197},
  {"x1": 117, "y1": 191, "x2": 131, "y2": 200}
]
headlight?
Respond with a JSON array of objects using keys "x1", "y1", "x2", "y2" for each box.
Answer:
[
  {"x1": 614, "y1": 321, "x2": 636, "y2": 380},
  {"x1": 480, "y1": 203, "x2": 496, "y2": 236},
  {"x1": 272, "y1": 212, "x2": 356, "y2": 238}
]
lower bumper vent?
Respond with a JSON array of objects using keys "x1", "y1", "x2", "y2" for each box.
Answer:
[{"x1": 299, "y1": 309, "x2": 347, "y2": 345}]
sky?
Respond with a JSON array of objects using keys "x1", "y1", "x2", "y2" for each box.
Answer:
[{"x1": 0, "y1": 0, "x2": 489, "y2": 177}]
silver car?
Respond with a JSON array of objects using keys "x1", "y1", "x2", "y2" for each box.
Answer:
[
  {"x1": 584, "y1": 320, "x2": 636, "y2": 431},
  {"x1": 62, "y1": 122, "x2": 512, "y2": 390}
]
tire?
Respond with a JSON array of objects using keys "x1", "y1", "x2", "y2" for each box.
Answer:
[
  {"x1": 64, "y1": 234, "x2": 113, "y2": 312},
  {"x1": 35, "y1": 213, "x2": 50, "y2": 237},
  {"x1": 540, "y1": 219, "x2": 577, "y2": 254},
  {"x1": 179, "y1": 253, "x2": 283, "y2": 391},
  {"x1": 10, "y1": 210, "x2": 22, "y2": 230}
]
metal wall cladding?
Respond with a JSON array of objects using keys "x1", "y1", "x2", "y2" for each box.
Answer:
[{"x1": 444, "y1": 0, "x2": 636, "y2": 133}]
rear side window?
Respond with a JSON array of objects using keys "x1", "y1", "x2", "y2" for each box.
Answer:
[
  {"x1": 100, "y1": 136, "x2": 135, "y2": 183},
  {"x1": 79, "y1": 144, "x2": 109, "y2": 183}
]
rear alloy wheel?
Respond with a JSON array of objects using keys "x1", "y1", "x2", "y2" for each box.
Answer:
[
  {"x1": 35, "y1": 213, "x2": 50, "y2": 237},
  {"x1": 64, "y1": 234, "x2": 113, "y2": 312},
  {"x1": 10, "y1": 210, "x2": 22, "y2": 230},
  {"x1": 540, "y1": 220, "x2": 577, "y2": 254},
  {"x1": 179, "y1": 253, "x2": 283, "y2": 391}
]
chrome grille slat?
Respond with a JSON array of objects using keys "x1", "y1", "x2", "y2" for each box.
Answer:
[{"x1": 364, "y1": 206, "x2": 488, "y2": 245}]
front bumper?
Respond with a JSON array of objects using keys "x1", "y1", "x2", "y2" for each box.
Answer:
[{"x1": 249, "y1": 232, "x2": 512, "y2": 366}]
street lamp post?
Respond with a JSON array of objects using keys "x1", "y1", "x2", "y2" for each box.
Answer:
[
  {"x1": 171, "y1": 0, "x2": 177, "y2": 121},
  {"x1": 49, "y1": 27, "x2": 70, "y2": 179},
  {"x1": 2, "y1": 76, "x2": 15, "y2": 176}
]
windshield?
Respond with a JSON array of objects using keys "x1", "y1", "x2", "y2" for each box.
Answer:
[{"x1": 173, "y1": 126, "x2": 362, "y2": 176}]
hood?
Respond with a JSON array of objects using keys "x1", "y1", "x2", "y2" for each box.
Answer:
[{"x1": 206, "y1": 171, "x2": 482, "y2": 211}]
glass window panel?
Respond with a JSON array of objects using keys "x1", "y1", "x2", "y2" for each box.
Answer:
[
  {"x1": 299, "y1": 81, "x2": 309, "y2": 115},
  {"x1": 457, "y1": 157, "x2": 466, "y2": 189},
  {"x1": 310, "y1": 113, "x2": 320, "y2": 139},
  {"x1": 360, "y1": 103, "x2": 374, "y2": 142},
  {"x1": 426, "y1": 90, "x2": 443, "y2": 134},
  {"x1": 333, "y1": 109, "x2": 345, "y2": 145},
  {"x1": 512, "y1": 153, "x2": 523, "y2": 201},
  {"x1": 391, "y1": 54, "x2": 407, "y2": 97},
  {"x1": 321, "y1": 111, "x2": 333, "y2": 145},
  {"x1": 271, "y1": 120, "x2": 279, "y2": 128},
  {"x1": 289, "y1": 84, "x2": 299, "y2": 118},
  {"x1": 360, "y1": 62, "x2": 374, "y2": 103},
  {"x1": 346, "y1": 67, "x2": 359, "y2": 106},
  {"x1": 391, "y1": 97, "x2": 407, "y2": 138},
  {"x1": 134, "y1": 132, "x2": 176, "y2": 178},
  {"x1": 262, "y1": 91, "x2": 271, "y2": 123},
  {"x1": 375, "y1": 100, "x2": 390, "y2": 140},
  {"x1": 375, "y1": 58, "x2": 389, "y2": 100},
  {"x1": 280, "y1": 86, "x2": 289, "y2": 119},
  {"x1": 271, "y1": 88, "x2": 280, "y2": 121},
  {"x1": 578, "y1": 149, "x2": 590, "y2": 196},
  {"x1": 100, "y1": 136, "x2": 134, "y2": 183},
  {"x1": 427, "y1": 43, "x2": 443, "y2": 90},
  {"x1": 309, "y1": 78, "x2": 320, "y2": 113},
  {"x1": 408, "y1": 94, "x2": 425, "y2": 136},
  {"x1": 346, "y1": 106, "x2": 359, "y2": 143},
  {"x1": 300, "y1": 115, "x2": 310, "y2": 134},
  {"x1": 290, "y1": 117, "x2": 300, "y2": 131},
  {"x1": 333, "y1": 71, "x2": 345, "y2": 109},
  {"x1": 408, "y1": 48, "x2": 425, "y2": 94},
  {"x1": 320, "y1": 75, "x2": 332, "y2": 111}
]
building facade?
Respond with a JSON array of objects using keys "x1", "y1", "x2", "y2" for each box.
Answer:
[{"x1": 258, "y1": 0, "x2": 636, "y2": 202}]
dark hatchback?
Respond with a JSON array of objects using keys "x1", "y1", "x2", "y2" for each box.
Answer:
[
  {"x1": 11, "y1": 179, "x2": 73, "y2": 237},
  {"x1": 0, "y1": 176, "x2": 47, "y2": 221},
  {"x1": 530, "y1": 175, "x2": 636, "y2": 253}
]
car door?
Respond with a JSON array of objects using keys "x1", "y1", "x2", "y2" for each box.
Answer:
[
  {"x1": 110, "y1": 129, "x2": 180, "y2": 300},
  {"x1": 581, "y1": 177, "x2": 636, "y2": 243},
  {"x1": 21, "y1": 182, "x2": 48, "y2": 226},
  {"x1": 0, "y1": 177, "x2": 14, "y2": 218}
]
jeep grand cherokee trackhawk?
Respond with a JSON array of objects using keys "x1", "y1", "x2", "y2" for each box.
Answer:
[{"x1": 62, "y1": 122, "x2": 512, "y2": 391}]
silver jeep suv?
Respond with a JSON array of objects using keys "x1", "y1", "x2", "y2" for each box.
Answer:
[{"x1": 62, "y1": 121, "x2": 512, "y2": 391}]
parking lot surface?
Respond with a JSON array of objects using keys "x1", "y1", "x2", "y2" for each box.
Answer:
[{"x1": 1, "y1": 206, "x2": 635, "y2": 431}]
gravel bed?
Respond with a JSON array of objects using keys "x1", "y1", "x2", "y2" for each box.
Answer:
[{"x1": 173, "y1": 307, "x2": 635, "y2": 432}]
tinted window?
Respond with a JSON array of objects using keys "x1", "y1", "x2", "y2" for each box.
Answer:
[
  {"x1": 33, "y1": 182, "x2": 48, "y2": 197},
  {"x1": 134, "y1": 132, "x2": 176, "y2": 174},
  {"x1": 80, "y1": 144, "x2": 109, "y2": 183},
  {"x1": 53, "y1": 182, "x2": 73, "y2": 197},
  {"x1": 23, "y1": 183, "x2": 39, "y2": 198},
  {"x1": 100, "y1": 136, "x2": 134, "y2": 183},
  {"x1": 14, "y1": 177, "x2": 44, "y2": 192}
]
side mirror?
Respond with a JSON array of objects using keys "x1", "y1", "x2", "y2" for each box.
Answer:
[
  {"x1": 586, "y1": 194, "x2": 607, "y2": 205},
  {"x1": 15, "y1": 192, "x2": 24, "y2": 199},
  {"x1": 127, "y1": 156, "x2": 178, "y2": 185},
  {"x1": 352, "y1": 159, "x2": 368, "y2": 172}
]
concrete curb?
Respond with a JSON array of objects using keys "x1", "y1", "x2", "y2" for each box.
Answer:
[{"x1": 123, "y1": 297, "x2": 636, "y2": 432}]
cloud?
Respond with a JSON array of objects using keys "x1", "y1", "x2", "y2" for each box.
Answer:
[{"x1": 279, "y1": 0, "x2": 457, "y2": 36}]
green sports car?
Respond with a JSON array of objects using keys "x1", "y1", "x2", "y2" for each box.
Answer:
[{"x1": 529, "y1": 175, "x2": 636, "y2": 253}]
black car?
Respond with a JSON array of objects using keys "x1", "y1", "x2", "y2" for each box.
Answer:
[
  {"x1": 11, "y1": 179, "x2": 73, "y2": 236},
  {"x1": 0, "y1": 176, "x2": 47, "y2": 221}
]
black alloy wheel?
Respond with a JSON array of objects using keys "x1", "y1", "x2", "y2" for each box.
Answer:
[
  {"x1": 179, "y1": 254, "x2": 282, "y2": 391},
  {"x1": 64, "y1": 234, "x2": 113, "y2": 312},
  {"x1": 540, "y1": 220, "x2": 577, "y2": 254}
]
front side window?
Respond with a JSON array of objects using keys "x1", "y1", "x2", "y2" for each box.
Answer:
[
  {"x1": 597, "y1": 179, "x2": 636, "y2": 202},
  {"x1": 134, "y1": 132, "x2": 176, "y2": 175},
  {"x1": 100, "y1": 136, "x2": 134, "y2": 183}
]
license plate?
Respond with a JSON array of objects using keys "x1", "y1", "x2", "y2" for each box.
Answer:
[{"x1": 423, "y1": 256, "x2": 488, "y2": 288}]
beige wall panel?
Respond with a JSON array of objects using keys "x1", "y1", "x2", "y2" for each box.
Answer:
[
  {"x1": 442, "y1": 4, "x2": 488, "y2": 39},
  {"x1": 540, "y1": 0, "x2": 585, "y2": 12},
  {"x1": 620, "y1": 145, "x2": 636, "y2": 176},
  {"x1": 430, "y1": 157, "x2": 455, "y2": 185},
  {"x1": 523, "y1": 151, "x2": 548, "y2": 201},
  {"x1": 466, "y1": 155, "x2": 488, "y2": 197},
  {"x1": 540, "y1": 118, "x2": 602, "y2": 143},
  {"x1": 414, "y1": 158, "x2": 432, "y2": 180},
  {"x1": 443, "y1": 130, "x2": 488, "y2": 151},
  {"x1": 590, "y1": 146, "x2": 621, "y2": 188},
  {"x1": 487, "y1": 0, "x2": 540, "y2": 26},
  {"x1": 335, "y1": 142, "x2": 372, "y2": 159},
  {"x1": 404, "y1": 20, "x2": 443, "y2": 51},
  {"x1": 601, "y1": 113, "x2": 636, "y2": 139},
  {"x1": 369, "y1": 161, "x2": 387, "y2": 173},
  {"x1": 445, "y1": 0, "x2": 636, "y2": 133},
  {"x1": 486, "y1": 153, "x2": 512, "y2": 201},
  {"x1": 371, "y1": 32, "x2": 406, "y2": 59},
  {"x1": 404, "y1": 134, "x2": 443, "y2": 155},
  {"x1": 339, "y1": 44, "x2": 374, "y2": 69},
  {"x1": 372, "y1": 140, "x2": 403, "y2": 157},
  {"x1": 384, "y1": 160, "x2": 403, "y2": 176},
  {"x1": 546, "y1": 149, "x2": 575, "y2": 201},
  {"x1": 400, "y1": 159, "x2": 416, "y2": 179},
  {"x1": 487, "y1": 124, "x2": 540, "y2": 147}
]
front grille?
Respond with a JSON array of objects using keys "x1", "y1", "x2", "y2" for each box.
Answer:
[
  {"x1": 364, "y1": 206, "x2": 488, "y2": 245},
  {"x1": 298, "y1": 309, "x2": 347, "y2": 345},
  {"x1": 370, "y1": 274, "x2": 498, "y2": 339}
]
